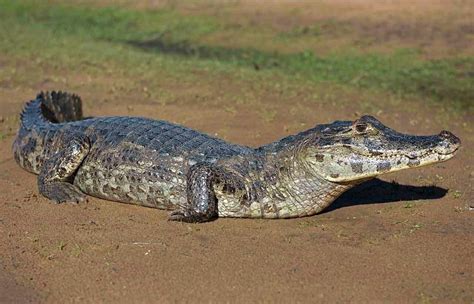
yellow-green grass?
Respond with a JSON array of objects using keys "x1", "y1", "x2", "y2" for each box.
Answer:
[{"x1": 1, "y1": 0, "x2": 472, "y2": 112}]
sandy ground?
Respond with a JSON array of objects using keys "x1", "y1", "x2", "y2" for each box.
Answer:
[{"x1": 0, "y1": 81, "x2": 473, "y2": 303}]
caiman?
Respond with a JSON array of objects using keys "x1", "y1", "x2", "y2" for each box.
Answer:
[{"x1": 13, "y1": 91, "x2": 461, "y2": 222}]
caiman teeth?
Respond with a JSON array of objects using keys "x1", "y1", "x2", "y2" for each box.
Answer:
[
  {"x1": 436, "y1": 146, "x2": 460, "y2": 155},
  {"x1": 357, "y1": 149, "x2": 442, "y2": 160},
  {"x1": 364, "y1": 146, "x2": 458, "y2": 159},
  {"x1": 405, "y1": 154, "x2": 419, "y2": 160}
]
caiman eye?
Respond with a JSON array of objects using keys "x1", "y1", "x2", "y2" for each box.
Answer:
[{"x1": 354, "y1": 123, "x2": 368, "y2": 133}]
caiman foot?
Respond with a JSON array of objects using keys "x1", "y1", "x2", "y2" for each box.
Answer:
[
  {"x1": 168, "y1": 209, "x2": 217, "y2": 223},
  {"x1": 39, "y1": 182, "x2": 87, "y2": 204}
]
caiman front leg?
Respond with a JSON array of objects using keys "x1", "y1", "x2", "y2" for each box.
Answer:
[
  {"x1": 38, "y1": 131, "x2": 90, "y2": 204},
  {"x1": 169, "y1": 163, "x2": 255, "y2": 223},
  {"x1": 169, "y1": 163, "x2": 219, "y2": 223}
]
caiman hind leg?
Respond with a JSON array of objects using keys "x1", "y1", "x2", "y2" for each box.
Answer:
[
  {"x1": 169, "y1": 163, "x2": 219, "y2": 223},
  {"x1": 38, "y1": 131, "x2": 90, "y2": 204}
]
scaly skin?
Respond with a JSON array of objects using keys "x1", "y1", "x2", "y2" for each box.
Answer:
[{"x1": 13, "y1": 91, "x2": 461, "y2": 222}]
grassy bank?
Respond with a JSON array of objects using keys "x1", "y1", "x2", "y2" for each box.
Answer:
[{"x1": 0, "y1": 0, "x2": 472, "y2": 111}]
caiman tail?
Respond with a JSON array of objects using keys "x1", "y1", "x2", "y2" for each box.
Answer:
[
  {"x1": 19, "y1": 91, "x2": 83, "y2": 129},
  {"x1": 14, "y1": 91, "x2": 84, "y2": 174}
]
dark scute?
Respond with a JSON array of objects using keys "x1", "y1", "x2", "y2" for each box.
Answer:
[
  {"x1": 376, "y1": 162, "x2": 391, "y2": 172},
  {"x1": 408, "y1": 159, "x2": 421, "y2": 167},
  {"x1": 350, "y1": 162, "x2": 363, "y2": 173},
  {"x1": 315, "y1": 154, "x2": 325, "y2": 162}
]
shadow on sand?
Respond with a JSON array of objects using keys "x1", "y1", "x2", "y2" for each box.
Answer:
[{"x1": 325, "y1": 178, "x2": 448, "y2": 213}]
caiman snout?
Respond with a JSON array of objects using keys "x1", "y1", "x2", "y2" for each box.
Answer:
[
  {"x1": 439, "y1": 130, "x2": 460, "y2": 144},
  {"x1": 436, "y1": 130, "x2": 461, "y2": 154}
]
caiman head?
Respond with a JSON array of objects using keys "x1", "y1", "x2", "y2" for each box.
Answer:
[{"x1": 303, "y1": 115, "x2": 460, "y2": 183}]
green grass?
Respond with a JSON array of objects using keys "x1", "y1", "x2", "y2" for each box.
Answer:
[{"x1": 0, "y1": 0, "x2": 472, "y2": 111}]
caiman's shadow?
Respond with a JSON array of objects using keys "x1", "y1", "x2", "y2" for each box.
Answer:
[{"x1": 325, "y1": 178, "x2": 447, "y2": 213}]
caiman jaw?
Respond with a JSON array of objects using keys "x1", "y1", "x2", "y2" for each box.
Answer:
[
  {"x1": 399, "y1": 130, "x2": 459, "y2": 162},
  {"x1": 307, "y1": 123, "x2": 461, "y2": 183}
]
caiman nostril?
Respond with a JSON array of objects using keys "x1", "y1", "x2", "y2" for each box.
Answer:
[
  {"x1": 439, "y1": 130, "x2": 452, "y2": 138},
  {"x1": 439, "y1": 130, "x2": 461, "y2": 145}
]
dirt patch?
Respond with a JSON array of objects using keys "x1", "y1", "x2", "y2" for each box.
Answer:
[
  {"x1": 0, "y1": 269, "x2": 38, "y2": 303},
  {"x1": 0, "y1": 55, "x2": 473, "y2": 303}
]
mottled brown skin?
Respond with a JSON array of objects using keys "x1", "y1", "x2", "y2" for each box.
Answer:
[{"x1": 13, "y1": 91, "x2": 460, "y2": 222}]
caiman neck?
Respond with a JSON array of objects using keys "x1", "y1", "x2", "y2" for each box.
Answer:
[
  {"x1": 256, "y1": 149, "x2": 356, "y2": 218},
  {"x1": 216, "y1": 148, "x2": 357, "y2": 218}
]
